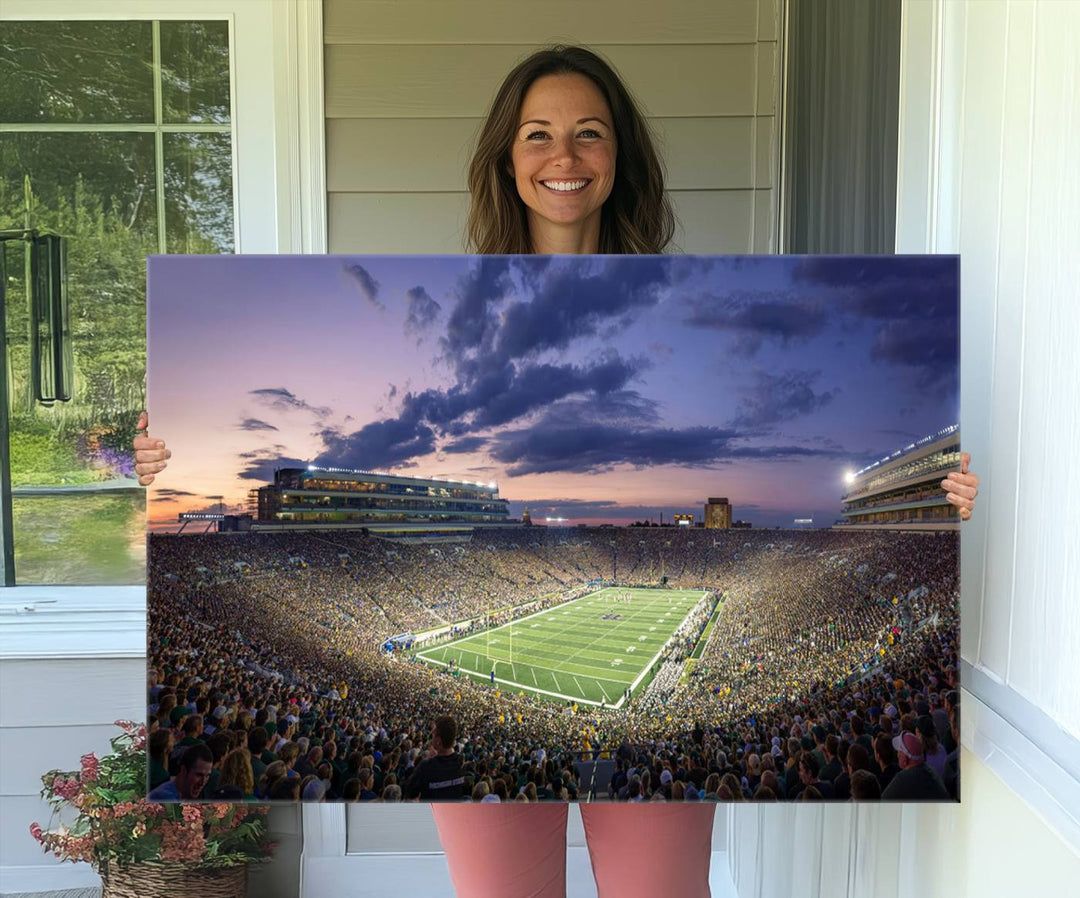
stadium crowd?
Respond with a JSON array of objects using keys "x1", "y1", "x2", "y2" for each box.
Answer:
[{"x1": 147, "y1": 527, "x2": 958, "y2": 803}]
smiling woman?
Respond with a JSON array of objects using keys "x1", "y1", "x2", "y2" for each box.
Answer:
[{"x1": 466, "y1": 45, "x2": 673, "y2": 255}]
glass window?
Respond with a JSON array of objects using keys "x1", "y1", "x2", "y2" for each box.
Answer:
[{"x1": 1, "y1": 19, "x2": 234, "y2": 585}]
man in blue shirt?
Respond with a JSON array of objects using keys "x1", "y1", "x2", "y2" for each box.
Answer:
[{"x1": 148, "y1": 743, "x2": 213, "y2": 801}]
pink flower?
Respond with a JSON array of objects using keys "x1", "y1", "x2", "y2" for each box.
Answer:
[
  {"x1": 52, "y1": 778, "x2": 80, "y2": 801},
  {"x1": 80, "y1": 753, "x2": 100, "y2": 782},
  {"x1": 29, "y1": 822, "x2": 44, "y2": 843},
  {"x1": 160, "y1": 821, "x2": 206, "y2": 863}
]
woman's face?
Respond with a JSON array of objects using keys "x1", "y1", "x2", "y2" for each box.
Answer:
[{"x1": 509, "y1": 73, "x2": 616, "y2": 243}]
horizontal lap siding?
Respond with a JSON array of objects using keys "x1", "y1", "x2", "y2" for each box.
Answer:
[
  {"x1": 324, "y1": 0, "x2": 780, "y2": 253},
  {"x1": 325, "y1": 44, "x2": 762, "y2": 118},
  {"x1": 324, "y1": 0, "x2": 761, "y2": 45},
  {"x1": 0, "y1": 657, "x2": 143, "y2": 868}
]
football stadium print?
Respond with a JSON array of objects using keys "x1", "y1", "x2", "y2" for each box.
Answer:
[{"x1": 146, "y1": 254, "x2": 960, "y2": 804}]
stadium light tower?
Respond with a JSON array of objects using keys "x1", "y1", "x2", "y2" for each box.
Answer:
[{"x1": 844, "y1": 470, "x2": 856, "y2": 486}]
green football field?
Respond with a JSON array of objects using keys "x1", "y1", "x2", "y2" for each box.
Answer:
[{"x1": 412, "y1": 587, "x2": 708, "y2": 707}]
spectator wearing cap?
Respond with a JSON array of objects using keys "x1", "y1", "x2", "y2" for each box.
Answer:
[
  {"x1": 302, "y1": 778, "x2": 328, "y2": 801},
  {"x1": 148, "y1": 743, "x2": 213, "y2": 801},
  {"x1": 204, "y1": 704, "x2": 229, "y2": 736},
  {"x1": 881, "y1": 732, "x2": 950, "y2": 800}
]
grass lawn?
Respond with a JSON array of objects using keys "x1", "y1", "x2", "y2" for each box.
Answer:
[{"x1": 413, "y1": 587, "x2": 707, "y2": 707}]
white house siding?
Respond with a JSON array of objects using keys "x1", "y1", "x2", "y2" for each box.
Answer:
[{"x1": 323, "y1": 0, "x2": 781, "y2": 254}]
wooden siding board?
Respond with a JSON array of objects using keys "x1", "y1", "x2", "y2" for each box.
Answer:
[
  {"x1": 324, "y1": 0, "x2": 760, "y2": 45},
  {"x1": 327, "y1": 116, "x2": 760, "y2": 193},
  {"x1": 325, "y1": 44, "x2": 758, "y2": 119},
  {"x1": 327, "y1": 188, "x2": 760, "y2": 254},
  {"x1": 0, "y1": 659, "x2": 144, "y2": 728}
]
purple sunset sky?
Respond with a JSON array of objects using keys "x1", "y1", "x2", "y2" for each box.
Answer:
[{"x1": 146, "y1": 254, "x2": 959, "y2": 530}]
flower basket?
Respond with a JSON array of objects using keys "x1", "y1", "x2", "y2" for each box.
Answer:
[
  {"x1": 31, "y1": 721, "x2": 274, "y2": 885},
  {"x1": 101, "y1": 862, "x2": 246, "y2": 898}
]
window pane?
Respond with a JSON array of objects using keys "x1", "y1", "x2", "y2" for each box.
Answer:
[
  {"x1": 0, "y1": 21, "x2": 154, "y2": 124},
  {"x1": 164, "y1": 133, "x2": 234, "y2": 253},
  {"x1": 160, "y1": 20, "x2": 232, "y2": 124},
  {"x1": 2, "y1": 132, "x2": 155, "y2": 585},
  {"x1": 12, "y1": 492, "x2": 146, "y2": 585}
]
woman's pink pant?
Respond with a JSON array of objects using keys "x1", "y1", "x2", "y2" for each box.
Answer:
[{"x1": 431, "y1": 803, "x2": 715, "y2": 898}]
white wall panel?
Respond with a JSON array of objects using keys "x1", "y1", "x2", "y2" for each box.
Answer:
[
  {"x1": 1005, "y1": 0, "x2": 1080, "y2": 730},
  {"x1": 346, "y1": 804, "x2": 442, "y2": 853},
  {"x1": 727, "y1": 2, "x2": 1080, "y2": 895},
  {"x1": 897, "y1": 0, "x2": 1080, "y2": 736},
  {"x1": 954, "y1": 0, "x2": 1010, "y2": 678}
]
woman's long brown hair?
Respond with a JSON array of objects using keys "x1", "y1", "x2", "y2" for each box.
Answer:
[{"x1": 466, "y1": 46, "x2": 675, "y2": 255}]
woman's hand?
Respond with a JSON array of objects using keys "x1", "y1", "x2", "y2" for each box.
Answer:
[
  {"x1": 941, "y1": 451, "x2": 979, "y2": 521},
  {"x1": 133, "y1": 411, "x2": 171, "y2": 486}
]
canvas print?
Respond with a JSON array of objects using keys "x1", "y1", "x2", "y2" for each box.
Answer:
[{"x1": 146, "y1": 254, "x2": 960, "y2": 804}]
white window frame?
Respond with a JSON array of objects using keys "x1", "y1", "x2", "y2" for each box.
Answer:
[{"x1": 0, "y1": 0, "x2": 325, "y2": 654}]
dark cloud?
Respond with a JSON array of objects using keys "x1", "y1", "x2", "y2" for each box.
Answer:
[
  {"x1": 489, "y1": 409, "x2": 844, "y2": 475},
  {"x1": 442, "y1": 436, "x2": 487, "y2": 454},
  {"x1": 237, "y1": 449, "x2": 308, "y2": 481},
  {"x1": 683, "y1": 292, "x2": 828, "y2": 352},
  {"x1": 155, "y1": 488, "x2": 197, "y2": 498},
  {"x1": 791, "y1": 255, "x2": 957, "y2": 312},
  {"x1": 314, "y1": 418, "x2": 437, "y2": 470},
  {"x1": 238, "y1": 417, "x2": 279, "y2": 432},
  {"x1": 492, "y1": 257, "x2": 672, "y2": 363},
  {"x1": 471, "y1": 355, "x2": 646, "y2": 430},
  {"x1": 730, "y1": 369, "x2": 839, "y2": 428},
  {"x1": 442, "y1": 257, "x2": 514, "y2": 361},
  {"x1": 871, "y1": 318, "x2": 958, "y2": 395},
  {"x1": 490, "y1": 423, "x2": 722, "y2": 476},
  {"x1": 792, "y1": 255, "x2": 959, "y2": 391},
  {"x1": 648, "y1": 341, "x2": 674, "y2": 358},
  {"x1": 250, "y1": 387, "x2": 331, "y2": 418},
  {"x1": 344, "y1": 262, "x2": 384, "y2": 310},
  {"x1": 405, "y1": 286, "x2": 442, "y2": 335}
]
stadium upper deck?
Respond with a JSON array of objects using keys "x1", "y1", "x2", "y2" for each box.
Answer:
[
  {"x1": 254, "y1": 466, "x2": 510, "y2": 528},
  {"x1": 838, "y1": 425, "x2": 961, "y2": 530}
]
